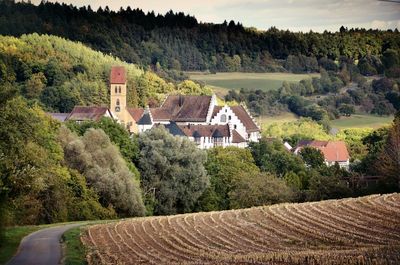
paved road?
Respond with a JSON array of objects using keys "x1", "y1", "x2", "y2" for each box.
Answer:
[{"x1": 7, "y1": 223, "x2": 83, "y2": 265}]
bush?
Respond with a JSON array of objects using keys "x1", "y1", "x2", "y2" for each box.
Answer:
[{"x1": 229, "y1": 172, "x2": 294, "y2": 209}]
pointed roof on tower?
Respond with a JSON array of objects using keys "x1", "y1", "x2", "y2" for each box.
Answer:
[{"x1": 110, "y1": 66, "x2": 126, "y2": 84}]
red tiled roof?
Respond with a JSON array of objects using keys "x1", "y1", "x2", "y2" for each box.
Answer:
[
  {"x1": 110, "y1": 66, "x2": 126, "y2": 84},
  {"x1": 67, "y1": 106, "x2": 110, "y2": 121},
  {"x1": 212, "y1": 106, "x2": 222, "y2": 118},
  {"x1": 296, "y1": 140, "x2": 350, "y2": 162},
  {"x1": 232, "y1": 130, "x2": 246, "y2": 143},
  {"x1": 150, "y1": 108, "x2": 171, "y2": 121},
  {"x1": 159, "y1": 95, "x2": 212, "y2": 122},
  {"x1": 47, "y1": 112, "x2": 69, "y2": 122},
  {"x1": 323, "y1": 141, "x2": 350, "y2": 162},
  {"x1": 179, "y1": 124, "x2": 230, "y2": 138},
  {"x1": 127, "y1": 108, "x2": 144, "y2": 122},
  {"x1": 297, "y1": 140, "x2": 328, "y2": 148},
  {"x1": 231, "y1": 105, "x2": 259, "y2": 133}
]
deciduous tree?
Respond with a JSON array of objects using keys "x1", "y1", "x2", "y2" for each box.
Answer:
[{"x1": 138, "y1": 127, "x2": 208, "y2": 215}]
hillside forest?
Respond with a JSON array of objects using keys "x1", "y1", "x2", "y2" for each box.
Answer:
[{"x1": 0, "y1": 0, "x2": 399, "y2": 74}]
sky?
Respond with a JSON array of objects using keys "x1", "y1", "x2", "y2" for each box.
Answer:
[{"x1": 29, "y1": 0, "x2": 400, "y2": 32}]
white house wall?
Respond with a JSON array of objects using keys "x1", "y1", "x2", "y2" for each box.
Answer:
[
  {"x1": 188, "y1": 136, "x2": 234, "y2": 149},
  {"x1": 210, "y1": 106, "x2": 247, "y2": 140},
  {"x1": 138, "y1": 124, "x2": 153, "y2": 133},
  {"x1": 205, "y1": 95, "x2": 217, "y2": 123},
  {"x1": 248, "y1": 132, "x2": 260, "y2": 142}
]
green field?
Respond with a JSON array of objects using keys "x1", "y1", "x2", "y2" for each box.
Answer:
[
  {"x1": 189, "y1": 72, "x2": 320, "y2": 96},
  {"x1": 331, "y1": 114, "x2": 393, "y2": 129},
  {"x1": 258, "y1": 113, "x2": 393, "y2": 132},
  {"x1": 258, "y1": 112, "x2": 299, "y2": 129}
]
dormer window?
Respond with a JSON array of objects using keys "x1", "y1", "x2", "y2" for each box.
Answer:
[{"x1": 193, "y1": 131, "x2": 201, "y2": 145}]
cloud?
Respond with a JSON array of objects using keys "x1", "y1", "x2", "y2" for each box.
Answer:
[{"x1": 28, "y1": 0, "x2": 400, "y2": 32}]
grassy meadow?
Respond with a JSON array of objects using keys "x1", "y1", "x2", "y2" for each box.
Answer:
[
  {"x1": 190, "y1": 72, "x2": 320, "y2": 96},
  {"x1": 258, "y1": 113, "x2": 393, "y2": 133},
  {"x1": 258, "y1": 112, "x2": 299, "y2": 129},
  {"x1": 330, "y1": 114, "x2": 394, "y2": 129}
]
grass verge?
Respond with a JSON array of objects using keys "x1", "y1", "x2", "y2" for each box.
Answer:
[
  {"x1": 0, "y1": 225, "x2": 44, "y2": 265},
  {"x1": 62, "y1": 227, "x2": 87, "y2": 265}
]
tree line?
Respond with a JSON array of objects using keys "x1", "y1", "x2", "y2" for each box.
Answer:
[{"x1": 0, "y1": 0, "x2": 399, "y2": 73}]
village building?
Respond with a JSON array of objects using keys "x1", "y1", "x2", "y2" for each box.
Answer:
[
  {"x1": 65, "y1": 106, "x2": 115, "y2": 123},
  {"x1": 47, "y1": 112, "x2": 70, "y2": 122},
  {"x1": 293, "y1": 140, "x2": 350, "y2": 169},
  {"x1": 48, "y1": 66, "x2": 261, "y2": 149}
]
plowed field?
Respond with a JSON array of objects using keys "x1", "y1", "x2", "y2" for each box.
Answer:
[{"x1": 82, "y1": 193, "x2": 400, "y2": 264}]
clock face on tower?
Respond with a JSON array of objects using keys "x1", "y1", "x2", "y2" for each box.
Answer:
[{"x1": 115, "y1": 106, "x2": 121, "y2": 112}]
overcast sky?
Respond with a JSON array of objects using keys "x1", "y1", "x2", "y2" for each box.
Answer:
[{"x1": 29, "y1": 0, "x2": 400, "y2": 32}]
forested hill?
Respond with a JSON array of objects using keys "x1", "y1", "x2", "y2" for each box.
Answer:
[
  {"x1": 0, "y1": 34, "x2": 212, "y2": 112},
  {"x1": 1, "y1": 1, "x2": 399, "y2": 73}
]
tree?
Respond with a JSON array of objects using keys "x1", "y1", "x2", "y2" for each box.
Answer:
[
  {"x1": 138, "y1": 127, "x2": 208, "y2": 215},
  {"x1": 0, "y1": 89, "x2": 113, "y2": 230},
  {"x1": 250, "y1": 138, "x2": 306, "y2": 177},
  {"x1": 382, "y1": 49, "x2": 399, "y2": 70},
  {"x1": 229, "y1": 172, "x2": 294, "y2": 209},
  {"x1": 358, "y1": 127, "x2": 389, "y2": 175},
  {"x1": 196, "y1": 147, "x2": 259, "y2": 212},
  {"x1": 299, "y1": 146, "x2": 325, "y2": 169},
  {"x1": 338, "y1": 104, "x2": 355, "y2": 116},
  {"x1": 375, "y1": 114, "x2": 400, "y2": 191},
  {"x1": 60, "y1": 127, "x2": 145, "y2": 217},
  {"x1": 177, "y1": 80, "x2": 212, "y2": 95},
  {"x1": 306, "y1": 169, "x2": 351, "y2": 201},
  {"x1": 23, "y1": 72, "x2": 46, "y2": 99},
  {"x1": 66, "y1": 117, "x2": 140, "y2": 177}
]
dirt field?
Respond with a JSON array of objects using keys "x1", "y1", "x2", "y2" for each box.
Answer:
[{"x1": 82, "y1": 193, "x2": 400, "y2": 265}]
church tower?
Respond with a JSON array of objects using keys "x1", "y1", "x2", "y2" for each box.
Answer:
[{"x1": 110, "y1": 66, "x2": 128, "y2": 125}]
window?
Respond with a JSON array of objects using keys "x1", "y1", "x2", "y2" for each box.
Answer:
[
  {"x1": 119, "y1": 86, "x2": 122, "y2": 93},
  {"x1": 220, "y1": 114, "x2": 226, "y2": 123},
  {"x1": 116, "y1": 99, "x2": 120, "y2": 106},
  {"x1": 225, "y1": 109, "x2": 227, "y2": 113},
  {"x1": 234, "y1": 125, "x2": 237, "y2": 129},
  {"x1": 213, "y1": 137, "x2": 223, "y2": 147},
  {"x1": 228, "y1": 115, "x2": 231, "y2": 120},
  {"x1": 115, "y1": 87, "x2": 118, "y2": 94}
]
